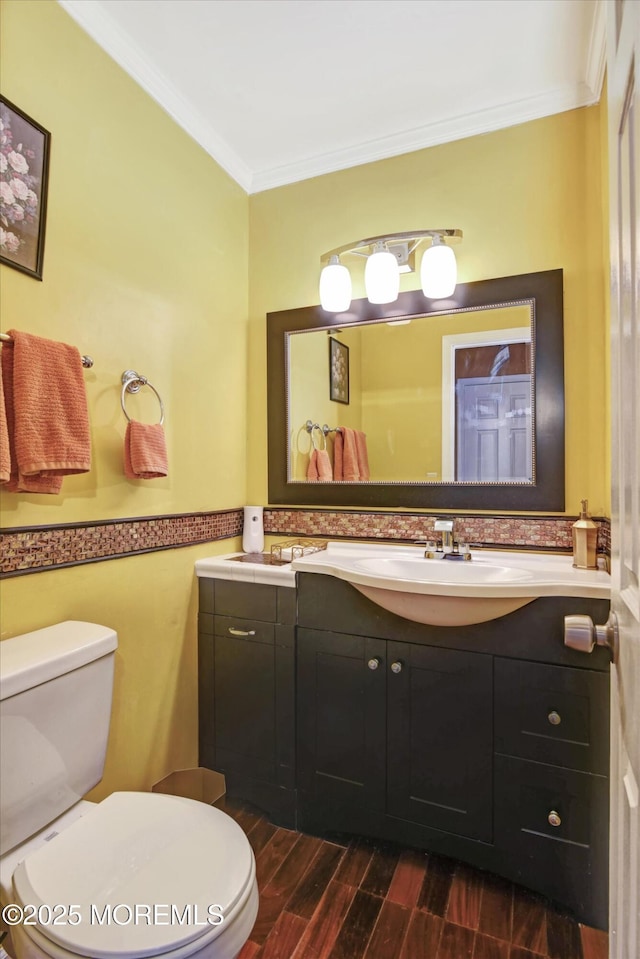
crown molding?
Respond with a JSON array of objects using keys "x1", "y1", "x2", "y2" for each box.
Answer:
[
  {"x1": 584, "y1": 0, "x2": 607, "y2": 99},
  {"x1": 250, "y1": 84, "x2": 599, "y2": 193},
  {"x1": 57, "y1": 0, "x2": 253, "y2": 192}
]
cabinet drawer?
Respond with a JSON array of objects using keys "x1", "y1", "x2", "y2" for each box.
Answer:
[
  {"x1": 494, "y1": 658, "x2": 609, "y2": 774},
  {"x1": 495, "y1": 754, "x2": 607, "y2": 848},
  {"x1": 494, "y1": 755, "x2": 608, "y2": 929},
  {"x1": 214, "y1": 579, "x2": 278, "y2": 621},
  {"x1": 214, "y1": 615, "x2": 275, "y2": 645}
]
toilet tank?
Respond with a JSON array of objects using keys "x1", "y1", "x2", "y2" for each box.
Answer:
[{"x1": 0, "y1": 621, "x2": 117, "y2": 856}]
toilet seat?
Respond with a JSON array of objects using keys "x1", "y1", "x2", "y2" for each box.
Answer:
[{"x1": 12, "y1": 792, "x2": 256, "y2": 959}]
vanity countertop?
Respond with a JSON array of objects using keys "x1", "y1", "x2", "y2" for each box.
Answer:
[
  {"x1": 195, "y1": 552, "x2": 295, "y2": 587},
  {"x1": 291, "y1": 542, "x2": 611, "y2": 601}
]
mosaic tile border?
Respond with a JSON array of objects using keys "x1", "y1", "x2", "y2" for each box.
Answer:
[
  {"x1": 264, "y1": 508, "x2": 611, "y2": 554},
  {"x1": 0, "y1": 509, "x2": 243, "y2": 578},
  {"x1": 1, "y1": 507, "x2": 610, "y2": 578}
]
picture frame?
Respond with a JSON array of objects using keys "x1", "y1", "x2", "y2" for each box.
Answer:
[
  {"x1": 0, "y1": 96, "x2": 51, "y2": 280},
  {"x1": 329, "y1": 337, "x2": 349, "y2": 404}
]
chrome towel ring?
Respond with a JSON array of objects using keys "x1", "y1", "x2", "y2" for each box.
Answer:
[{"x1": 121, "y1": 370, "x2": 165, "y2": 425}]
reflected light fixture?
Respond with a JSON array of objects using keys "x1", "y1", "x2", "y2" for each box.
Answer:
[{"x1": 319, "y1": 229, "x2": 462, "y2": 312}]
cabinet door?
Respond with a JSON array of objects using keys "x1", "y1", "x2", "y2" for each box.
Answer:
[
  {"x1": 297, "y1": 627, "x2": 386, "y2": 811},
  {"x1": 214, "y1": 633, "x2": 277, "y2": 783},
  {"x1": 387, "y1": 642, "x2": 493, "y2": 841}
]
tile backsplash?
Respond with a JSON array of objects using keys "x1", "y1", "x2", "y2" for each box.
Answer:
[{"x1": 1, "y1": 507, "x2": 610, "y2": 577}]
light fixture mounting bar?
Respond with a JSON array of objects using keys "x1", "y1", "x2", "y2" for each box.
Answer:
[{"x1": 320, "y1": 229, "x2": 462, "y2": 264}]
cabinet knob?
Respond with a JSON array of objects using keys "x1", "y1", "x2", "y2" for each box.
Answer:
[
  {"x1": 367, "y1": 657, "x2": 382, "y2": 670},
  {"x1": 548, "y1": 810, "x2": 562, "y2": 827},
  {"x1": 390, "y1": 661, "x2": 403, "y2": 674},
  {"x1": 228, "y1": 627, "x2": 256, "y2": 637},
  {"x1": 547, "y1": 710, "x2": 562, "y2": 726}
]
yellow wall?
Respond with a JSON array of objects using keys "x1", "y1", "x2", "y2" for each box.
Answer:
[
  {"x1": 248, "y1": 105, "x2": 609, "y2": 515},
  {"x1": 0, "y1": 0, "x2": 610, "y2": 801},
  {"x1": 0, "y1": 0, "x2": 248, "y2": 796}
]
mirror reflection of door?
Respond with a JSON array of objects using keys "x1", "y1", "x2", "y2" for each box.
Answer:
[
  {"x1": 456, "y1": 374, "x2": 532, "y2": 481},
  {"x1": 454, "y1": 341, "x2": 532, "y2": 482}
]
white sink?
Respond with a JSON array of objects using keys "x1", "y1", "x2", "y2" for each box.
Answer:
[
  {"x1": 292, "y1": 542, "x2": 610, "y2": 627},
  {"x1": 350, "y1": 556, "x2": 535, "y2": 585}
]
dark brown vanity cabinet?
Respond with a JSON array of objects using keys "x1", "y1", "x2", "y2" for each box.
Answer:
[
  {"x1": 198, "y1": 571, "x2": 611, "y2": 928},
  {"x1": 198, "y1": 577, "x2": 296, "y2": 826},
  {"x1": 297, "y1": 629, "x2": 493, "y2": 842},
  {"x1": 295, "y1": 572, "x2": 611, "y2": 930}
]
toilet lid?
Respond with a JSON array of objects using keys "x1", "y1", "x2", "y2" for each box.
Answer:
[{"x1": 12, "y1": 792, "x2": 255, "y2": 959}]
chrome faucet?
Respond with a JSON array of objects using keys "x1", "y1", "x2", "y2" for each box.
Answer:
[{"x1": 434, "y1": 519, "x2": 455, "y2": 551}]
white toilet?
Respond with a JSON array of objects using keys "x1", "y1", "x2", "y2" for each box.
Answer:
[{"x1": 0, "y1": 621, "x2": 259, "y2": 959}]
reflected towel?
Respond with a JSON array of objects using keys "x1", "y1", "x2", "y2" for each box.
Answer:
[
  {"x1": 354, "y1": 430, "x2": 370, "y2": 481},
  {"x1": 307, "y1": 449, "x2": 319, "y2": 481},
  {"x1": 334, "y1": 431, "x2": 344, "y2": 480},
  {"x1": 334, "y1": 428, "x2": 368, "y2": 481},
  {"x1": 124, "y1": 421, "x2": 168, "y2": 479},
  {"x1": 341, "y1": 428, "x2": 360, "y2": 481},
  {"x1": 316, "y1": 449, "x2": 333, "y2": 481}
]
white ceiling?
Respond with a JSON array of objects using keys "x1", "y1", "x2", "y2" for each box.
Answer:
[{"x1": 58, "y1": 0, "x2": 605, "y2": 194}]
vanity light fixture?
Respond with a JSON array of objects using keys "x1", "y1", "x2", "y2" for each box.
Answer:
[
  {"x1": 318, "y1": 254, "x2": 352, "y2": 313},
  {"x1": 319, "y1": 229, "x2": 462, "y2": 312}
]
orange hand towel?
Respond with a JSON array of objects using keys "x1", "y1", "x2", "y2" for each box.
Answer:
[
  {"x1": 124, "y1": 421, "x2": 168, "y2": 479},
  {"x1": 9, "y1": 330, "x2": 91, "y2": 479}
]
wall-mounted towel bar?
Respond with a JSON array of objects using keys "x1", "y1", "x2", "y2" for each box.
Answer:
[
  {"x1": 0, "y1": 332, "x2": 94, "y2": 368},
  {"x1": 305, "y1": 419, "x2": 342, "y2": 436},
  {"x1": 121, "y1": 370, "x2": 165, "y2": 425}
]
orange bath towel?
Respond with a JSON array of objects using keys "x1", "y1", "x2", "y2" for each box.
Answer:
[
  {"x1": 1, "y1": 331, "x2": 91, "y2": 494},
  {"x1": 0, "y1": 358, "x2": 10, "y2": 484},
  {"x1": 124, "y1": 421, "x2": 168, "y2": 479}
]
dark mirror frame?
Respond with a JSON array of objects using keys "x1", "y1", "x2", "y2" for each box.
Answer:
[{"x1": 267, "y1": 269, "x2": 564, "y2": 511}]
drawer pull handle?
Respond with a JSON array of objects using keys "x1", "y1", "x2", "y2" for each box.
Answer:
[
  {"x1": 390, "y1": 661, "x2": 403, "y2": 674},
  {"x1": 367, "y1": 657, "x2": 382, "y2": 670},
  {"x1": 228, "y1": 627, "x2": 256, "y2": 637},
  {"x1": 547, "y1": 710, "x2": 562, "y2": 726},
  {"x1": 548, "y1": 810, "x2": 562, "y2": 827}
]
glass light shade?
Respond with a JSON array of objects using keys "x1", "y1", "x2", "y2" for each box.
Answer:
[
  {"x1": 421, "y1": 239, "x2": 457, "y2": 298},
  {"x1": 365, "y1": 246, "x2": 400, "y2": 304},
  {"x1": 319, "y1": 256, "x2": 352, "y2": 312}
]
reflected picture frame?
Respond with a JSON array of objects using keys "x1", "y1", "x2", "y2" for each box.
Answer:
[
  {"x1": 329, "y1": 337, "x2": 349, "y2": 404},
  {"x1": 0, "y1": 96, "x2": 51, "y2": 280}
]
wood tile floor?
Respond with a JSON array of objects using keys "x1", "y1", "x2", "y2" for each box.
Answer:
[{"x1": 215, "y1": 797, "x2": 608, "y2": 959}]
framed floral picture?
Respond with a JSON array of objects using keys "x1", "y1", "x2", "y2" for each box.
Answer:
[
  {"x1": 329, "y1": 337, "x2": 349, "y2": 404},
  {"x1": 0, "y1": 97, "x2": 51, "y2": 280}
]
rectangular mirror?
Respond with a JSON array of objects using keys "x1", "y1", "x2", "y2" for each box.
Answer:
[{"x1": 267, "y1": 269, "x2": 564, "y2": 511}]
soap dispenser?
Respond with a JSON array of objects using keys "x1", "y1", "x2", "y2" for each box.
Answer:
[{"x1": 572, "y1": 499, "x2": 598, "y2": 569}]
